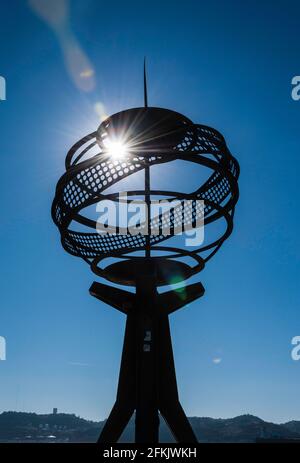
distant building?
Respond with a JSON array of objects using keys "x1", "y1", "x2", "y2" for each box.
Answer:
[{"x1": 53, "y1": 408, "x2": 58, "y2": 415}]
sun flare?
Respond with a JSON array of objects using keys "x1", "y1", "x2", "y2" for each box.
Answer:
[{"x1": 104, "y1": 140, "x2": 128, "y2": 159}]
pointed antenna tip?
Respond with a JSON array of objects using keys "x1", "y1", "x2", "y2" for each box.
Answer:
[{"x1": 143, "y1": 58, "x2": 148, "y2": 108}]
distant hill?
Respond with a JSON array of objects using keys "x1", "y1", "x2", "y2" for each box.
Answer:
[
  {"x1": 282, "y1": 420, "x2": 300, "y2": 435},
  {"x1": 0, "y1": 411, "x2": 300, "y2": 443}
]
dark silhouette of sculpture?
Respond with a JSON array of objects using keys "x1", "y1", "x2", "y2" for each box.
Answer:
[{"x1": 52, "y1": 65, "x2": 240, "y2": 443}]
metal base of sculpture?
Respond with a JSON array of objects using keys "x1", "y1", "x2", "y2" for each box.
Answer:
[{"x1": 90, "y1": 259, "x2": 204, "y2": 443}]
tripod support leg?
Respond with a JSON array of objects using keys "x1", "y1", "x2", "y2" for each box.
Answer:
[
  {"x1": 157, "y1": 316, "x2": 197, "y2": 442},
  {"x1": 97, "y1": 313, "x2": 136, "y2": 443}
]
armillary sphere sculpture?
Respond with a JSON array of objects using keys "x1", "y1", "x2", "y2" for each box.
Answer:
[{"x1": 52, "y1": 66, "x2": 240, "y2": 443}]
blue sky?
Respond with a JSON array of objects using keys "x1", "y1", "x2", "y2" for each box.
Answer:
[{"x1": 0, "y1": 0, "x2": 300, "y2": 423}]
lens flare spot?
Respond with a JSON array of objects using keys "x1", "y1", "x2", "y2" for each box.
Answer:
[
  {"x1": 212, "y1": 357, "x2": 222, "y2": 364},
  {"x1": 169, "y1": 276, "x2": 187, "y2": 301},
  {"x1": 29, "y1": 0, "x2": 96, "y2": 92},
  {"x1": 80, "y1": 69, "x2": 94, "y2": 79},
  {"x1": 94, "y1": 102, "x2": 108, "y2": 122}
]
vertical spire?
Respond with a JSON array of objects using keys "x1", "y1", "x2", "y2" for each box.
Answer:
[{"x1": 144, "y1": 57, "x2": 148, "y2": 108}]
